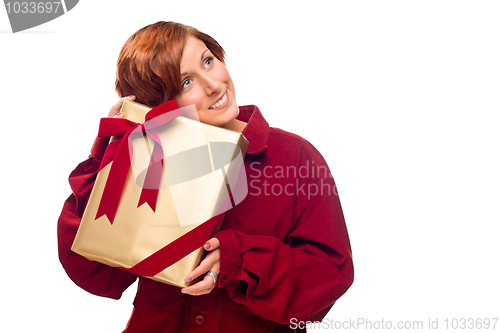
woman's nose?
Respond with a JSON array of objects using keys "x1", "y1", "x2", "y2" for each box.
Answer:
[{"x1": 202, "y1": 74, "x2": 220, "y2": 95}]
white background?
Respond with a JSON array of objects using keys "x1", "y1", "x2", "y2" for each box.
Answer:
[{"x1": 1, "y1": 1, "x2": 499, "y2": 332}]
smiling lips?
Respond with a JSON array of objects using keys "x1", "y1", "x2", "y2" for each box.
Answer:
[{"x1": 209, "y1": 91, "x2": 228, "y2": 110}]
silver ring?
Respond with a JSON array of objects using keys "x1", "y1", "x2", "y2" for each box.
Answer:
[{"x1": 206, "y1": 270, "x2": 218, "y2": 284}]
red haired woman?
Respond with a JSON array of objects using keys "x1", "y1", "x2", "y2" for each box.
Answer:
[{"x1": 58, "y1": 21, "x2": 354, "y2": 332}]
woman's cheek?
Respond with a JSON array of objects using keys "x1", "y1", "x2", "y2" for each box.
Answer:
[
  {"x1": 176, "y1": 94, "x2": 200, "y2": 110},
  {"x1": 218, "y1": 65, "x2": 231, "y2": 82}
]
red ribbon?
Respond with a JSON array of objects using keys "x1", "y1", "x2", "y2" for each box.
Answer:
[
  {"x1": 123, "y1": 203, "x2": 228, "y2": 277},
  {"x1": 96, "y1": 100, "x2": 182, "y2": 224},
  {"x1": 121, "y1": 164, "x2": 245, "y2": 278}
]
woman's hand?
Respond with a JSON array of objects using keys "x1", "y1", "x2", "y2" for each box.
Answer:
[
  {"x1": 181, "y1": 237, "x2": 220, "y2": 296},
  {"x1": 108, "y1": 95, "x2": 136, "y2": 118}
]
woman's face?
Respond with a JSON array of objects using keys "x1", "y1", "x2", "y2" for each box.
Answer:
[{"x1": 175, "y1": 36, "x2": 238, "y2": 128}]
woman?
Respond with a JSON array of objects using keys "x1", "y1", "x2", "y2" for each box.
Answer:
[{"x1": 58, "y1": 21, "x2": 354, "y2": 332}]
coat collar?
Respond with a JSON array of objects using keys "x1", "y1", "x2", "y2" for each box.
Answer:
[{"x1": 237, "y1": 105, "x2": 269, "y2": 155}]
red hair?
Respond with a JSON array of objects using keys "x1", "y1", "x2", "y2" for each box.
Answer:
[{"x1": 115, "y1": 21, "x2": 226, "y2": 107}]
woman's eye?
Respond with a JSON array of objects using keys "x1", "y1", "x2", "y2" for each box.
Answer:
[
  {"x1": 182, "y1": 79, "x2": 192, "y2": 89},
  {"x1": 204, "y1": 57, "x2": 214, "y2": 69}
]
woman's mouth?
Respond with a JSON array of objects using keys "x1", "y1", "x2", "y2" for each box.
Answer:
[{"x1": 209, "y1": 91, "x2": 228, "y2": 110}]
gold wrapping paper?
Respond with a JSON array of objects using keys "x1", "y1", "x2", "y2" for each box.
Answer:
[{"x1": 72, "y1": 100, "x2": 248, "y2": 288}]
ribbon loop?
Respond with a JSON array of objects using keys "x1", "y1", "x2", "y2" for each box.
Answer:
[{"x1": 95, "y1": 100, "x2": 183, "y2": 224}]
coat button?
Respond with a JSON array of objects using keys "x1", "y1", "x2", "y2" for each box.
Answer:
[
  {"x1": 221, "y1": 276, "x2": 227, "y2": 285},
  {"x1": 195, "y1": 314, "x2": 205, "y2": 325}
]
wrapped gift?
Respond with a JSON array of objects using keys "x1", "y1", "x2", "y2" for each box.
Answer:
[{"x1": 72, "y1": 100, "x2": 248, "y2": 288}]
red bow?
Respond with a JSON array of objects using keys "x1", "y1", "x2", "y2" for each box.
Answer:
[{"x1": 95, "y1": 100, "x2": 183, "y2": 224}]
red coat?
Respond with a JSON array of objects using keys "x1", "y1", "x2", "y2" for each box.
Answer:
[{"x1": 58, "y1": 105, "x2": 354, "y2": 332}]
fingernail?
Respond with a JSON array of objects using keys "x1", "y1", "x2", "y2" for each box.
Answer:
[
  {"x1": 181, "y1": 288, "x2": 190, "y2": 294},
  {"x1": 204, "y1": 241, "x2": 211, "y2": 250},
  {"x1": 117, "y1": 112, "x2": 123, "y2": 116},
  {"x1": 185, "y1": 276, "x2": 192, "y2": 282}
]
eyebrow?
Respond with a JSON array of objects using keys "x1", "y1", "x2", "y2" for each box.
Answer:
[{"x1": 180, "y1": 49, "x2": 210, "y2": 78}]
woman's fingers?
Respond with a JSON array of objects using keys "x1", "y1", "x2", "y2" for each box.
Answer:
[
  {"x1": 181, "y1": 273, "x2": 219, "y2": 296},
  {"x1": 107, "y1": 95, "x2": 135, "y2": 117},
  {"x1": 181, "y1": 237, "x2": 221, "y2": 296},
  {"x1": 203, "y1": 237, "x2": 220, "y2": 251},
  {"x1": 184, "y1": 249, "x2": 220, "y2": 283},
  {"x1": 182, "y1": 258, "x2": 220, "y2": 295},
  {"x1": 184, "y1": 237, "x2": 220, "y2": 282}
]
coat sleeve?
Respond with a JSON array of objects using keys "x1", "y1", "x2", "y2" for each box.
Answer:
[
  {"x1": 215, "y1": 144, "x2": 354, "y2": 325},
  {"x1": 57, "y1": 137, "x2": 138, "y2": 299}
]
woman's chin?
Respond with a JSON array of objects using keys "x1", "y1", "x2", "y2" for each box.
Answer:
[{"x1": 203, "y1": 104, "x2": 239, "y2": 127}]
